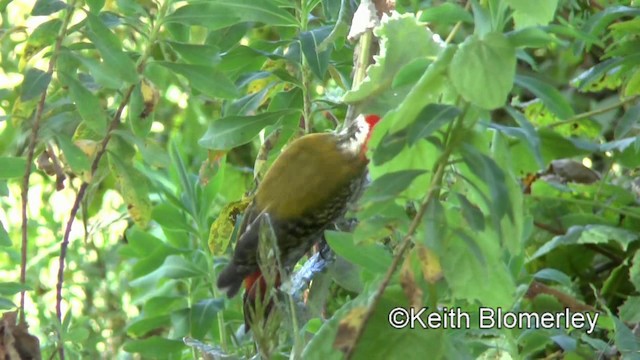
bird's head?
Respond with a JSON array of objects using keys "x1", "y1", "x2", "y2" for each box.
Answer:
[{"x1": 338, "y1": 114, "x2": 382, "y2": 158}]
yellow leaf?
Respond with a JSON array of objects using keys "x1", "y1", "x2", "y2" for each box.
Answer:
[
  {"x1": 208, "y1": 198, "x2": 251, "y2": 255},
  {"x1": 416, "y1": 244, "x2": 443, "y2": 284}
]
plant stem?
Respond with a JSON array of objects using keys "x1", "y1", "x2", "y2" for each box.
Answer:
[
  {"x1": 344, "y1": 108, "x2": 467, "y2": 359},
  {"x1": 19, "y1": 0, "x2": 76, "y2": 326},
  {"x1": 546, "y1": 95, "x2": 639, "y2": 129}
]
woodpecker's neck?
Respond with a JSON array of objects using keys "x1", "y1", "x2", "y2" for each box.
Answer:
[{"x1": 337, "y1": 114, "x2": 380, "y2": 159}]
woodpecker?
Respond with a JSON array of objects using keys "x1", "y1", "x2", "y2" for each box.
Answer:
[{"x1": 216, "y1": 114, "x2": 381, "y2": 325}]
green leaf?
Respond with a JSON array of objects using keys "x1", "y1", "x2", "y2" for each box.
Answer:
[
  {"x1": 109, "y1": 155, "x2": 151, "y2": 228},
  {"x1": 151, "y1": 203, "x2": 191, "y2": 232},
  {"x1": 407, "y1": 104, "x2": 461, "y2": 145},
  {"x1": 504, "y1": 0, "x2": 559, "y2": 28},
  {"x1": 59, "y1": 72, "x2": 108, "y2": 136},
  {"x1": 190, "y1": 299, "x2": 224, "y2": 338},
  {"x1": 515, "y1": 75, "x2": 574, "y2": 119},
  {"x1": 325, "y1": 231, "x2": 392, "y2": 274},
  {"x1": 531, "y1": 225, "x2": 639, "y2": 259},
  {"x1": 300, "y1": 26, "x2": 333, "y2": 79},
  {"x1": 615, "y1": 103, "x2": 640, "y2": 139},
  {"x1": 123, "y1": 336, "x2": 184, "y2": 357},
  {"x1": 630, "y1": 251, "x2": 640, "y2": 292},
  {"x1": 504, "y1": 106, "x2": 544, "y2": 168},
  {"x1": 362, "y1": 170, "x2": 426, "y2": 203},
  {"x1": 73, "y1": 54, "x2": 125, "y2": 89},
  {"x1": 154, "y1": 62, "x2": 238, "y2": 99},
  {"x1": 460, "y1": 145, "x2": 512, "y2": 221},
  {"x1": 506, "y1": 27, "x2": 556, "y2": 48},
  {"x1": 618, "y1": 297, "x2": 640, "y2": 323},
  {"x1": 126, "y1": 315, "x2": 171, "y2": 337},
  {"x1": 0, "y1": 157, "x2": 28, "y2": 179},
  {"x1": 20, "y1": 68, "x2": 51, "y2": 101},
  {"x1": 419, "y1": 3, "x2": 473, "y2": 24},
  {"x1": 85, "y1": 12, "x2": 138, "y2": 84},
  {"x1": 164, "y1": 0, "x2": 297, "y2": 30},
  {"x1": 157, "y1": 255, "x2": 206, "y2": 279},
  {"x1": 25, "y1": 19, "x2": 61, "y2": 55},
  {"x1": 56, "y1": 136, "x2": 90, "y2": 173},
  {"x1": 533, "y1": 268, "x2": 572, "y2": 288},
  {"x1": 166, "y1": 41, "x2": 221, "y2": 66},
  {"x1": 456, "y1": 193, "x2": 485, "y2": 231},
  {"x1": 612, "y1": 315, "x2": 640, "y2": 358},
  {"x1": 0, "y1": 282, "x2": 30, "y2": 296},
  {"x1": 0, "y1": 297, "x2": 16, "y2": 310},
  {"x1": 344, "y1": 13, "x2": 445, "y2": 115},
  {"x1": 31, "y1": 0, "x2": 65, "y2": 15},
  {"x1": 198, "y1": 110, "x2": 298, "y2": 150},
  {"x1": 449, "y1": 32, "x2": 516, "y2": 110},
  {"x1": 372, "y1": 130, "x2": 408, "y2": 165},
  {"x1": 0, "y1": 221, "x2": 9, "y2": 247}
]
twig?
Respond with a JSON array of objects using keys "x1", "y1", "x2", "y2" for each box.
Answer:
[
  {"x1": 546, "y1": 95, "x2": 639, "y2": 129},
  {"x1": 444, "y1": 1, "x2": 471, "y2": 45},
  {"x1": 55, "y1": 85, "x2": 134, "y2": 357},
  {"x1": 344, "y1": 112, "x2": 464, "y2": 359},
  {"x1": 19, "y1": 0, "x2": 76, "y2": 325}
]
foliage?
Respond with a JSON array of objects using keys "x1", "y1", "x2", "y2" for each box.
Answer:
[{"x1": 1, "y1": 0, "x2": 640, "y2": 359}]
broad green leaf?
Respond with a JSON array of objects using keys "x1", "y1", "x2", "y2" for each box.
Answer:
[
  {"x1": 154, "y1": 62, "x2": 238, "y2": 99},
  {"x1": 190, "y1": 299, "x2": 224, "y2": 338},
  {"x1": 0, "y1": 157, "x2": 28, "y2": 179},
  {"x1": 300, "y1": 26, "x2": 333, "y2": 79},
  {"x1": 618, "y1": 297, "x2": 640, "y2": 323},
  {"x1": 615, "y1": 103, "x2": 640, "y2": 139},
  {"x1": 361, "y1": 170, "x2": 426, "y2": 203},
  {"x1": 166, "y1": 41, "x2": 221, "y2": 66},
  {"x1": 126, "y1": 315, "x2": 170, "y2": 337},
  {"x1": 612, "y1": 315, "x2": 640, "y2": 358},
  {"x1": 123, "y1": 337, "x2": 184, "y2": 357},
  {"x1": 407, "y1": 104, "x2": 461, "y2": 145},
  {"x1": 515, "y1": 75, "x2": 574, "y2": 119},
  {"x1": 164, "y1": 0, "x2": 297, "y2": 30},
  {"x1": 449, "y1": 32, "x2": 516, "y2": 110},
  {"x1": 0, "y1": 297, "x2": 16, "y2": 310},
  {"x1": 531, "y1": 225, "x2": 639, "y2": 259},
  {"x1": 85, "y1": 12, "x2": 138, "y2": 84},
  {"x1": 344, "y1": 13, "x2": 445, "y2": 115},
  {"x1": 157, "y1": 255, "x2": 207, "y2": 279},
  {"x1": 25, "y1": 19, "x2": 61, "y2": 56},
  {"x1": 0, "y1": 282, "x2": 30, "y2": 295},
  {"x1": 460, "y1": 145, "x2": 512, "y2": 221},
  {"x1": 0, "y1": 221, "x2": 9, "y2": 247},
  {"x1": 198, "y1": 110, "x2": 298, "y2": 150},
  {"x1": 456, "y1": 193, "x2": 485, "y2": 231},
  {"x1": 58, "y1": 72, "x2": 108, "y2": 136},
  {"x1": 31, "y1": 0, "x2": 65, "y2": 15},
  {"x1": 109, "y1": 155, "x2": 151, "y2": 228},
  {"x1": 73, "y1": 54, "x2": 124, "y2": 89},
  {"x1": 504, "y1": 107, "x2": 544, "y2": 168},
  {"x1": 504, "y1": 0, "x2": 559, "y2": 29},
  {"x1": 372, "y1": 130, "x2": 408, "y2": 165},
  {"x1": 20, "y1": 68, "x2": 51, "y2": 101},
  {"x1": 56, "y1": 135, "x2": 90, "y2": 173},
  {"x1": 151, "y1": 203, "x2": 191, "y2": 232},
  {"x1": 506, "y1": 27, "x2": 556, "y2": 48},
  {"x1": 630, "y1": 251, "x2": 640, "y2": 292},
  {"x1": 325, "y1": 231, "x2": 392, "y2": 273},
  {"x1": 419, "y1": 3, "x2": 473, "y2": 24},
  {"x1": 533, "y1": 268, "x2": 572, "y2": 288}
]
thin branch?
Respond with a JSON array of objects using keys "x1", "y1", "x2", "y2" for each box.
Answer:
[
  {"x1": 546, "y1": 95, "x2": 639, "y2": 129},
  {"x1": 55, "y1": 83, "x2": 135, "y2": 324},
  {"x1": 19, "y1": 0, "x2": 76, "y2": 325},
  {"x1": 344, "y1": 112, "x2": 465, "y2": 359}
]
